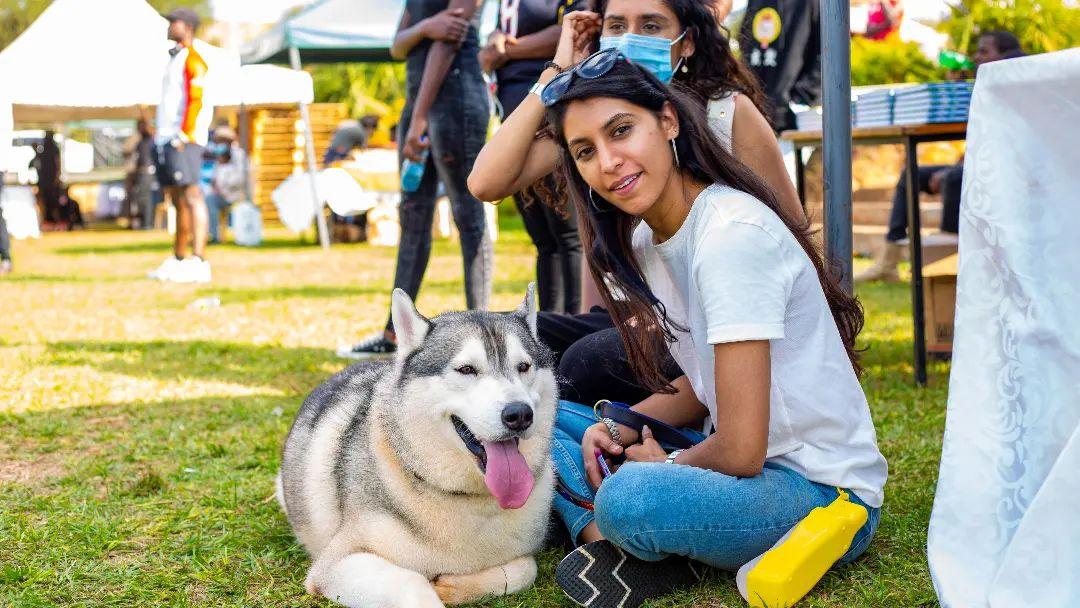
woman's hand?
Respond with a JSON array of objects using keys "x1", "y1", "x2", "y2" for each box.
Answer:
[
  {"x1": 402, "y1": 116, "x2": 430, "y2": 162},
  {"x1": 581, "y1": 422, "x2": 623, "y2": 490},
  {"x1": 623, "y1": 426, "x2": 668, "y2": 464},
  {"x1": 422, "y1": 7, "x2": 469, "y2": 44},
  {"x1": 553, "y1": 11, "x2": 602, "y2": 69}
]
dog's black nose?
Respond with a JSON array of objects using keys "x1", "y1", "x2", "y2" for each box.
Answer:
[{"x1": 501, "y1": 402, "x2": 533, "y2": 432}]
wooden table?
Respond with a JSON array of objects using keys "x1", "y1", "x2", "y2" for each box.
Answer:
[{"x1": 782, "y1": 122, "x2": 967, "y2": 385}]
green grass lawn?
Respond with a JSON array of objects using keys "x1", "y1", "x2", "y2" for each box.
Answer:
[{"x1": 0, "y1": 218, "x2": 948, "y2": 607}]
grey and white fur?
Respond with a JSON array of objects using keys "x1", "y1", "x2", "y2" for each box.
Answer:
[{"x1": 277, "y1": 284, "x2": 557, "y2": 608}]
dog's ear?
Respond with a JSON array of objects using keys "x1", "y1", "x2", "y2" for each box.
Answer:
[
  {"x1": 391, "y1": 288, "x2": 430, "y2": 356},
  {"x1": 515, "y1": 282, "x2": 538, "y2": 340}
]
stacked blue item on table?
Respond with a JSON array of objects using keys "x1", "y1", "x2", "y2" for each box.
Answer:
[
  {"x1": 892, "y1": 81, "x2": 972, "y2": 125},
  {"x1": 853, "y1": 89, "x2": 894, "y2": 128}
]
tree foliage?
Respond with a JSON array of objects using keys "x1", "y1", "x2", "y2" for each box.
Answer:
[
  {"x1": 939, "y1": 0, "x2": 1080, "y2": 56},
  {"x1": 850, "y1": 35, "x2": 948, "y2": 86},
  {"x1": 310, "y1": 62, "x2": 407, "y2": 120}
]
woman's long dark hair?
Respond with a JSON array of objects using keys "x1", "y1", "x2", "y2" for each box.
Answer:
[
  {"x1": 591, "y1": 0, "x2": 768, "y2": 113},
  {"x1": 546, "y1": 61, "x2": 864, "y2": 393}
]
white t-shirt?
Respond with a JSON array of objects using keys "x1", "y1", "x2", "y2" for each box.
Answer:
[{"x1": 632, "y1": 184, "x2": 887, "y2": 507}]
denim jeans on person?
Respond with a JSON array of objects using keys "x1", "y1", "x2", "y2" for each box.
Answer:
[
  {"x1": 206, "y1": 193, "x2": 231, "y2": 243},
  {"x1": 887, "y1": 164, "x2": 963, "y2": 242},
  {"x1": 552, "y1": 400, "x2": 881, "y2": 571},
  {"x1": 499, "y1": 82, "x2": 583, "y2": 315},
  {"x1": 0, "y1": 183, "x2": 10, "y2": 262},
  {"x1": 385, "y1": 23, "x2": 492, "y2": 330}
]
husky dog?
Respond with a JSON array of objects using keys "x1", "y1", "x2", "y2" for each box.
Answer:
[{"x1": 277, "y1": 285, "x2": 557, "y2": 608}]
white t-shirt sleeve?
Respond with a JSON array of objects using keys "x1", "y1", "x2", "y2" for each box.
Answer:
[{"x1": 692, "y1": 219, "x2": 793, "y2": 344}]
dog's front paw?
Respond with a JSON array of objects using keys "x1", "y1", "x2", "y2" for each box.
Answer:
[{"x1": 433, "y1": 573, "x2": 490, "y2": 605}]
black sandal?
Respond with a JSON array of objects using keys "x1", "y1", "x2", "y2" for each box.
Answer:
[{"x1": 555, "y1": 540, "x2": 703, "y2": 608}]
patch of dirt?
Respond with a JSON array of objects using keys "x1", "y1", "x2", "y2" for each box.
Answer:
[{"x1": 0, "y1": 451, "x2": 66, "y2": 486}]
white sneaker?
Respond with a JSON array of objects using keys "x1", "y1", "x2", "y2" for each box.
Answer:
[
  {"x1": 148, "y1": 256, "x2": 181, "y2": 281},
  {"x1": 169, "y1": 257, "x2": 212, "y2": 283}
]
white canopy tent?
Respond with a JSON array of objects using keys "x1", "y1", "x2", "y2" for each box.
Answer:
[
  {"x1": 0, "y1": 0, "x2": 319, "y2": 244},
  {"x1": 0, "y1": 0, "x2": 313, "y2": 122},
  {"x1": 240, "y1": 0, "x2": 406, "y2": 65}
]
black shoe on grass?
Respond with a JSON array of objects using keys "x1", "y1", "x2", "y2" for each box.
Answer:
[
  {"x1": 336, "y1": 333, "x2": 397, "y2": 360},
  {"x1": 555, "y1": 540, "x2": 702, "y2": 608}
]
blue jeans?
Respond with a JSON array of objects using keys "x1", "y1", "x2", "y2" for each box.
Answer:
[
  {"x1": 206, "y1": 193, "x2": 231, "y2": 243},
  {"x1": 385, "y1": 48, "x2": 492, "y2": 330},
  {"x1": 552, "y1": 400, "x2": 880, "y2": 571}
]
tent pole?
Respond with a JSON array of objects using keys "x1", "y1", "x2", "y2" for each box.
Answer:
[
  {"x1": 238, "y1": 102, "x2": 252, "y2": 202},
  {"x1": 289, "y1": 45, "x2": 330, "y2": 250},
  {"x1": 821, "y1": 0, "x2": 853, "y2": 294}
]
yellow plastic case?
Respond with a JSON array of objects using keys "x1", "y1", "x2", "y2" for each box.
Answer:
[{"x1": 736, "y1": 490, "x2": 868, "y2": 607}]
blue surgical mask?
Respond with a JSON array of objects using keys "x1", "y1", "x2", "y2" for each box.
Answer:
[
  {"x1": 599, "y1": 30, "x2": 686, "y2": 84},
  {"x1": 209, "y1": 142, "x2": 229, "y2": 156}
]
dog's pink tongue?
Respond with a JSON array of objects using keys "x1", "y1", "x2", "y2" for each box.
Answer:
[{"x1": 482, "y1": 440, "x2": 534, "y2": 509}]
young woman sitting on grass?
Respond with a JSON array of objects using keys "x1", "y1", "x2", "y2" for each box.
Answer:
[{"x1": 540, "y1": 53, "x2": 888, "y2": 608}]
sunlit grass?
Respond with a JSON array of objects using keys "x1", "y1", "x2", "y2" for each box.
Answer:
[{"x1": 0, "y1": 218, "x2": 946, "y2": 607}]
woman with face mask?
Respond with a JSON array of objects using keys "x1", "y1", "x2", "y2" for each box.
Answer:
[
  {"x1": 542, "y1": 53, "x2": 886, "y2": 608},
  {"x1": 469, "y1": 0, "x2": 805, "y2": 419},
  {"x1": 469, "y1": 0, "x2": 800, "y2": 216}
]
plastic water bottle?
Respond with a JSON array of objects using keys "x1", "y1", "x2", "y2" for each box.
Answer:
[
  {"x1": 400, "y1": 136, "x2": 429, "y2": 193},
  {"x1": 939, "y1": 49, "x2": 974, "y2": 71},
  {"x1": 736, "y1": 490, "x2": 868, "y2": 607}
]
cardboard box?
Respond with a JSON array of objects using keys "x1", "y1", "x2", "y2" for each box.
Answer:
[{"x1": 924, "y1": 253, "x2": 958, "y2": 355}]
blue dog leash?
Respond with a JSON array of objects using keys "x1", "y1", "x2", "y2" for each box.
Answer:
[{"x1": 554, "y1": 401, "x2": 703, "y2": 510}]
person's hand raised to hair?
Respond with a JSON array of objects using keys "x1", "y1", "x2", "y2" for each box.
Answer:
[
  {"x1": 402, "y1": 115, "x2": 430, "y2": 163},
  {"x1": 623, "y1": 425, "x2": 668, "y2": 464},
  {"x1": 553, "y1": 11, "x2": 602, "y2": 69},
  {"x1": 423, "y1": 7, "x2": 469, "y2": 44},
  {"x1": 581, "y1": 421, "x2": 626, "y2": 490}
]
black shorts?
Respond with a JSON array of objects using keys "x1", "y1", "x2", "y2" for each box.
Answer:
[{"x1": 153, "y1": 141, "x2": 204, "y2": 188}]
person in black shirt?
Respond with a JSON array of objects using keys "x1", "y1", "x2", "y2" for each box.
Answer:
[
  {"x1": 479, "y1": 0, "x2": 587, "y2": 314},
  {"x1": 338, "y1": 0, "x2": 493, "y2": 359},
  {"x1": 737, "y1": 0, "x2": 821, "y2": 133}
]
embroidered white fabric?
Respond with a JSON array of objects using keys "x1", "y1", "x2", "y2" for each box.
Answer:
[{"x1": 927, "y1": 48, "x2": 1080, "y2": 608}]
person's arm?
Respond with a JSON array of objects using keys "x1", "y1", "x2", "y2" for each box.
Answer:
[
  {"x1": 467, "y1": 11, "x2": 602, "y2": 201},
  {"x1": 401, "y1": 0, "x2": 483, "y2": 163},
  {"x1": 504, "y1": 24, "x2": 563, "y2": 60},
  {"x1": 790, "y1": 1, "x2": 822, "y2": 108},
  {"x1": 621, "y1": 341, "x2": 771, "y2": 478},
  {"x1": 675, "y1": 341, "x2": 770, "y2": 476},
  {"x1": 179, "y1": 49, "x2": 208, "y2": 145},
  {"x1": 390, "y1": 6, "x2": 470, "y2": 61},
  {"x1": 730, "y1": 95, "x2": 805, "y2": 221}
]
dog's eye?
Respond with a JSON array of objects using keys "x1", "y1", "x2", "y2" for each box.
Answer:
[
  {"x1": 517, "y1": 362, "x2": 531, "y2": 373},
  {"x1": 455, "y1": 365, "x2": 479, "y2": 376}
]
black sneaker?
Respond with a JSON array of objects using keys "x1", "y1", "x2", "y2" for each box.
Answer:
[
  {"x1": 556, "y1": 540, "x2": 703, "y2": 608},
  {"x1": 335, "y1": 333, "x2": 397, "y2": 360}
]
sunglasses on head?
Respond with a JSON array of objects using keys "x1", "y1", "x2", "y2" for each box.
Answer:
[{"x1": 540, "y1": 48, "x2": 629, "y2": 107}]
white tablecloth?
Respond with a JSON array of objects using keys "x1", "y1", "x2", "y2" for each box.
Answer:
[{"x1": 927, "y1": 48, "x2": 1080, "y2": 607}]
